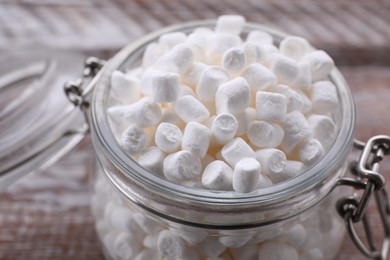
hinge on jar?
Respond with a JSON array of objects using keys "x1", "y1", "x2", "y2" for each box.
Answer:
[
  {"x1": 64, "y1": 57, "x2": 105, "y2": 132},
  {"x1": 335, "y1": 135, "x2": 390, "y2": 259}
]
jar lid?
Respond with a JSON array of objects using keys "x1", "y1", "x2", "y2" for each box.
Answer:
[{"x1": 0, "y1": 49, "x2": 87, "y2": 189}]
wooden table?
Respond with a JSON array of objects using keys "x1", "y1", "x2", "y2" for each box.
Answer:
[{"x1": 0, "y1": 0, "x2": 389, "y2": 259}]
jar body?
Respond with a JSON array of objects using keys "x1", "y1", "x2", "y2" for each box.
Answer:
[{"x1": 91, "y1": 162, "x2": 347, "y2": 260}]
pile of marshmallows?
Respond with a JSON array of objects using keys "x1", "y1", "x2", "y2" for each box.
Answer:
[{"x1": 108, "y1": 15, "x2": 338, "y2": 193}]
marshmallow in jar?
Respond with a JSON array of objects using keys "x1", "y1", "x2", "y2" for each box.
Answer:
[{"x1": 91, "y1": 15, "x2": 355, "y2": 260}]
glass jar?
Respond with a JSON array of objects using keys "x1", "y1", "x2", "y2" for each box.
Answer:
[
  {"x1": 89, "y1": 20, "x2": 355, "y2": 260},
  {"x1": 1, "y1": 20, "x2": 389, "y2": 260}
]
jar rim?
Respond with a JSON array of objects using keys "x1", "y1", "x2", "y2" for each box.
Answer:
[{"x1": 91, "y1": 20, "x2": 356, "y2": 208}]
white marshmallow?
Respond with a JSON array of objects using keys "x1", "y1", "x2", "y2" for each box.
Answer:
[
  {"x1": 281, "y1": 223, "x2": 307, "y2": 247},
  {"x1": 231, "y1": 245, "x2": 259, "y2": 260},
  {"x1": 242, "y1": 42, "x2": 264, "y2": 65},
  {"x1": 113, "y1": 232, "x2": 141, "y2": 259},
  {"x1": 201, "y1": 160, "x2": 233, "y2": 191},
  {"x1": 311, "y1": 81, "x2": 338, "y2": 113},
  {"x1": 174, "y1": 95, "x2": 210, "y2": 123},
  {"x1": 271, "y1": 54, "x2": 300, "y2": 85},
  {"x1": 222, "y1": 47, "x2": 246, "y2": 73},
  {"x1": 221, "y1": 137, "x2": 256, "y2": 167},
  {"x1": 299, "y1": 138, "x2": 325, "y2": 165},
  {"x1": 143, "y1": 234, "x2": 158, "y2": 248},
  {"x1": 151, "y1": 72, "x2": 181, "y2": 102},
  {"x1": 180, "y1": 85, "x2": 196, "y2": 97},
  {"x1": 121, "y1": 125, "x2": 148, "y2": 154},
  {"x1": 182, "y1": 122, "x2": 210, "y2": 158},
  {"x1": 159, "y1": 108, "x2": 182, "y2": 125},
  {"x1": 282, "y1": 111, "x2": 311, "y2": 153},
  {"x1": 269, "y1": 160, "x2": 305, "y2": 183},
  {"x1": 233, "y1": 158, "x2": 261, "y2": 193},
  {"x1": 155, "y1": 122, "x2": 182, "y2": 153},
  {"x1": 256, "y1": 91, "x2": 287, "y2": 122},
  {"x1": 246, "y1": 30, "x2": 273, "y2": 45},
  {"x1": 105, "y1": 205, "x2": 133, "y2": 231},
  {"x1": 133, "y1": 212, "x2": 161, "y2": 233},
  {"x1": 211, "y1": 113, "x2": 238, "y2": 144},
  {"x1": 242, "y1": 63, "x2": 277, "y2": 92},
  {"x1": 159, "y1": 32, "x2": 187, "y2": 50},
  {"x1": 198, "y1": 238, "x2": 226, "y2": 257},
  {"x1": 215, "y1": 15, "x2": 245, "y2": 35},
  {"x1": 157, "y1": 230, "x2": 185, "y2": 259},
  {"x1": 138, "y1": 147, "x2": 165, "y2": 175},
  {"x1": 257, "y1": 173, "x2": 274, "y2": 189},
  {"x1": 248, "y1": 121, "x2": 284, "y2": 148},
  {"x1": 235, "y1": 107, "x2": 256, "y2": 136},
  {"x1": 304, "y1": 50, "x2": 334, "y2": 81},
  {"x1": 156, "y1": 44, "x2": 194, "y2": 74},
  {"x1": 293, "y1": 62, "x2": 312, "y2": 89},
  {"x1": 109, "y1": 98, "x2": 161, "y2": 128},
  {"x1": 258, "y1": 241, "x2": 299, "y2": 260},
  {"x1": 216, "y1": 77, "x2": 251, "y2": 115},
  {"x1": 135, "y1": 249, "x2": 159, "y2": 260},
  {"x1": 219, "y1": 233, "x2": 253, "y2": 248},
  {"x1": 140, "y1": 68, "x2": 161, "y2": 95},
  {"x1": 111, "y1": 70, "x2": 141, "y2": 104},
  {"x1": 279, "y1": 36, "x2": 311, "y2": 61},
  {"x1": 196, "y1": 66, "x2": 229, "y2": 101},
  {"x1": 184, "y1": 62, "x2": 207, "y2": 88},
  {"x1": 256, "y1": 148, "x2": 286, "y2": 175},
  {"x1": 186, "y1": 32, "x2": 210, "y2": 61},
  {"x1": 307, "y1": 114, "x2": 337, "y2": 149},
  {"x1": 142, "y1": 43, "x2": 164, "y2": 68},
  {"x1": 171, "y1": 228, "x2": 208, "y2": 244},
  {"x1": 271, "y1": 84, "x2": 311, "y2": 113},
  {"x1": 209, "y1": 33, "x2": 242, "y2": 63},
  {"x1": 163, "y1": 150, "x2": 202, "y2": 181}
]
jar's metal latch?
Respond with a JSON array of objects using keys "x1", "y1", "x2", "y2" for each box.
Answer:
[{"x1": 336, "y1": 135, "x2": 390, "y2": 259}]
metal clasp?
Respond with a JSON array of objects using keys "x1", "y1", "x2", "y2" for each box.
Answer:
[{"x1": 336, "y1": 135, "x2": 390, "y2": 259}]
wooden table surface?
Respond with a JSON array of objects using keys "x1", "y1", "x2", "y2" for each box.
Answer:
[{"x1": 0, "y1": 0, "x2": 389, "y2": 259}]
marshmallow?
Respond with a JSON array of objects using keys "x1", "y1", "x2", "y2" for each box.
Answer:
[
  {"x1": 201, "y1": 160, "x2": 233, "y2": 191},
  {"x1": 293, "y1": 62, "x2": 312, "y2": 89},
  {"x1": 235, "y1": 107, "x2": 256, "y2": 136},
  {"x1": 160, "y1": 44, "x2": 195, "y2": 74},
  {"x1": 159, "y1": 108, "x2": 181, "y2": 125},
  {"x1": 151, "y1": 72, "x2": 181, "y2": 103},
  {"x1": 196, "y1": 66, "x2": 229, "y2": 101},
  {"x1": 143, "y1": 234, "x2": 158, "y2": 248},
  {"x1": 258, "y1": 241, "x2": 299, "y2": 260},
  {"x1": 182, "y1": 122, "x2": 210, "y2": 158},
  {"x1": 221, "y1": 137, "x2": 256, "y2": 167},
  {"x1": 184, "y1": 62, "x2": 207, "y2": 88},
  {"x1": 222, "y1": 47, "x2": 246, "y2": 73},
  {"x1": 211, "y1": 113, "x2": 238, "y2": 144},
  {"x1": 233, "y1": 158, "x2": 261, "y2": 193},
  {"x1": 121, "y1": 125, "x2": 148, "y2": 154},
  {"x1": 304, "y1": 50, "x2": 334, "y2": 81},
  {"x1": 271, "y1": 54, "x2": 300, "y2": 85},
  {"x1": 215, "y1": 15, "x2": 245, "y2": 35},
  {"x1": 269, "y1": 160, "x2": 305, "y2": 183},
  {"x1": 142, "y1": 43, "x2": 164, "y2": 68},
  {"x1": 307, "y1": 114, "x2": 337, "y2": 149},
  {"x1": 242, "y1": 63, "x2": 277, "y2": 92},
  {"x1": 180, "y1": 85, "x2": 196, "y2": 97},
  {"x1": 219, "y1": 233, "x2": 253, "y2": 248},
  {"x1": 271, "y1": 84, "x2": 311, "y2": 113},
  {"x1": 279, "y1": 36, "x2": 311, "y2": 61},
  {"x1": 109, "y1": 98, "x2": 161, "y2": 128},
  {"x1": 248, "y1": 121, "x2": 284, "y2": 148},
  {"x1": 242, "y1": 42, "x2": 264, "y2": 65},
  {"x1": 157, "y1": 230, "x2": 185, "y2": 259},
  {"x1": 299, "y1": 138, "x2": 325, "y2": 165},
  {"x1": 140, "y1": 68, "x2": 161, "y2": 95},
  {"x1": 255, "y1": 91, "x2": 287, "y2": 122},
  {"x1": 282, "y1": 111, "x2": 311, "y2": 153},
  {"x1": 216, "y1": 77, "x2": 251, "y2": 115},
  {"x1": 135, "y1": 249, "x2": 159, "y2": 260},
  {"x1": 231, "y1": 245, "x2": 259, "y2": 260},
  {"x1": 186, "y1": 32, "x2": 210, "y2": 61},
  {"x1": 105, "y1": 204, "x2": 134, "y2": 231},
  {"x1": 246, "y1": 30, "x2": 273, "y2": 45},
  {"x1": 111, "y1": 70, "x2": 141, "y2": 104},
  {"x1": 256, "y1": 148, "x2": 286, "y2": 175},
  {"x1": 311, "y1": 81, "x2": 338, "y2": 113},
  {"x1": 159, "y1": 32, "x2": 187, "y2": 50},
  {"x1": 163, "y1": 150, "x2": 202, "y2": 181},
  {"x1": 198, "y1": 238, "x2": 226, "y2": 257},
  {"x1": 257, "y1": 173, "x2": 274, "y2": 189},
  {"x1": 133, "y1": 212, "x2": 161, "y2": 233},
  {"x1": 174, "y1": 95, "x2": 210, "y2": 123},
  {"x1": 113, "y1": 232, "x2": 141, "y2": 259},
  {"x1": 155, "y1": 122, "x2": 182, "y2": 153},
  {"x1": 281, "y1": 224, "x2": 307, "y2": 247},
  {"x1": 209, "y1": 33, "x2": 242, "y2": 63},
  {"x1": 171, "y1": 228, "x2": 208, "y2": 244}
]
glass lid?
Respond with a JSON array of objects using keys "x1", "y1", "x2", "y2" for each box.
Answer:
[{"x1": 0, "y1": 49, "x2": 87, "y2": 190}]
